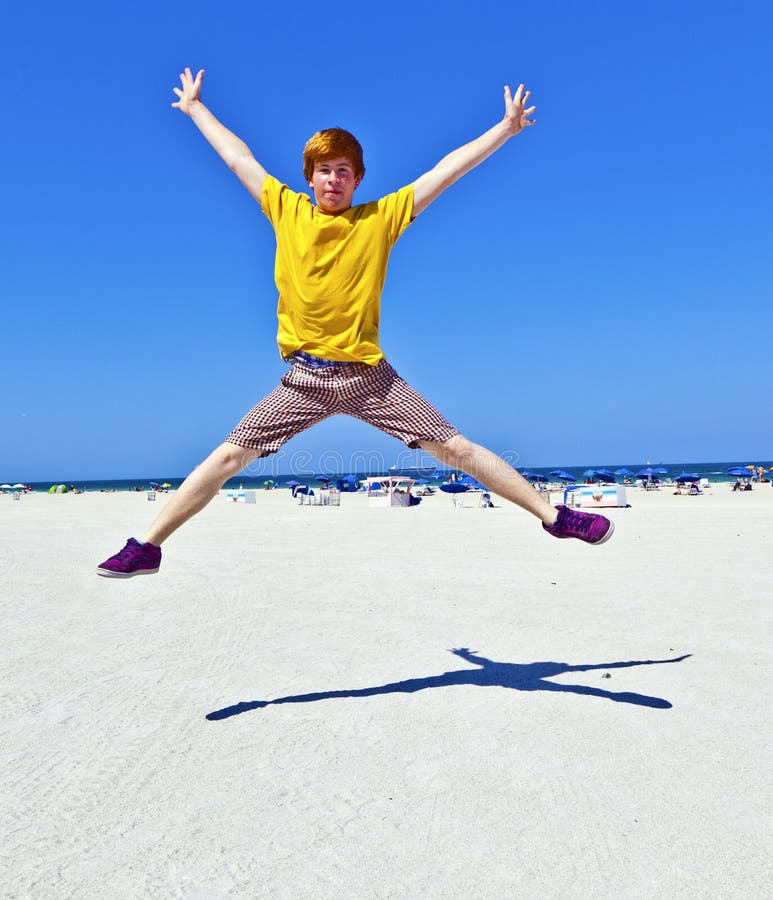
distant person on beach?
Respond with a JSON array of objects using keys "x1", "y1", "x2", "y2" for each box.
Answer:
[{"x1": 97, "y1": 68, "x2": 614, "y2": 577}]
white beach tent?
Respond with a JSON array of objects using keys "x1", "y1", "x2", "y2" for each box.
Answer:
[{"x1": 365, "y1": 475, "x2": 416, "y2": 507}]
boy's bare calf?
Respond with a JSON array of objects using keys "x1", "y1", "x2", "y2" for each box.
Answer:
[
  {"x1": 419, "y1": 434, "x2": 558, "y2": 526},
  {"x1": 141, "y1": 442, "x2": 261, "y2": 546}
]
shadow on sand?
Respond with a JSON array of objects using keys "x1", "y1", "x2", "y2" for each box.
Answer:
[{"x1": 206, "y1": 648, "x2": 691, "y2": 721}]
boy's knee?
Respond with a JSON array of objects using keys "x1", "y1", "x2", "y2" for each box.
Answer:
[
  {"x1": 422, "y1": 433, "x2": 474, "y2": 461},
  {"x1": 212, "y1": 442, "x2": 260, "y2": 473}
]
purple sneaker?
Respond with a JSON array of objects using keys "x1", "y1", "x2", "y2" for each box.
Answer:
[
  {"x1": 97, "y1": 538, "x2": 162, "y2": 577},
  {"x1": 543, "y1": 504, "x2": 614, "y2": 545}
]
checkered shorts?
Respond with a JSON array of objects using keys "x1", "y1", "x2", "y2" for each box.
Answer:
[{"x1": 226, "y1": 358, "x2": 459, "y2": 456}]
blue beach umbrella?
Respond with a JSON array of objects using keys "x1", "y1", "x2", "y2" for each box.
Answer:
[
  {"x1": 439, "y1": 482, "x2": 468, "y2": 494},
  {"x1": 460, "y1": 474, "x2": 488, "y2": 490},
  {"x1": 636, "y1": 468, "x2": 657, "y2": 477},
  {"x1": 582, "y1": 469, "x2": 597, "y2": 478},
  {"x1": 549, "y1": 469, "x2": 576, "y2": 482},
  {"x1": 523, "y1": 472, "x2": 548, "y2": 482},
  {"x1": 285, "y1": 480, "x2": 301, "y2": 486},
  {"x1": 654, "y1": 468, "x2": 669, "y2": 475},
  {"x1": 614, "y1": 468, "x2": 633, "y2": 476},
  {"x1": 337, "y1": 475, "x2": 360, "y2": 492},
  {"x1": 594, "y1": 469, "x2": 617, "y2": 482},
  {"x1": 675, "y1": 473, "x2": 700, "y2": 483},
  {"x1": 726, "y1": 466, "x2": 751, "y2": 477}
]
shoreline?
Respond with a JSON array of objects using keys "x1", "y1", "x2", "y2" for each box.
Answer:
[{"x1": 6, "y1": 461, "x2": 773, "y2": 494}]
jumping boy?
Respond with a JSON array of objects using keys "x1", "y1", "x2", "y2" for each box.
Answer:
[{"x1": 97, "y1": 68, "x2": 613, "y2": 578}]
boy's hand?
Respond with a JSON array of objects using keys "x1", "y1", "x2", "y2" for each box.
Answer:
[
  {"x1": 503, "y1": 83, "x2": 536, "y2": 135},
  {"x1": 172, "y1": 67, "x2": 204, "y2": 115}
]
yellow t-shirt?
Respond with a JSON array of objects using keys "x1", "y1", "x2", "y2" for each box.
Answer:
[{"x1": 260, "y1": 175, "x2": 414, "y2": 365}]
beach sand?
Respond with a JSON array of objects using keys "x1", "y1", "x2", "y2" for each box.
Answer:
[{"x1": 2, "y1": 484, "x2": 771, "y2": 898}]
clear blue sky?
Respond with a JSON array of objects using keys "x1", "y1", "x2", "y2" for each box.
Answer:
[{"x1": 3, "y1": 0, "x2": 771, "y2": 481}]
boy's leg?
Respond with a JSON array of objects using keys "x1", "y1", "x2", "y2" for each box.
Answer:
[
  {"x1": 145, "y1": 362, "x2": 339, "y2": 545},
  {"x1": 340, "y1": 362, "x2": 556, "y2": 524},
  {"x1": 98, "y1": 364, "x2": 339, "y2": 576},
  {"x1": 421, "y1": 434, "x2": 614, "y2": 544},
  {"x1": 341, "y1": 360, "x2": 613, "y2": 545},
  {"x1": 96, "y1": 442, "x2": 261, "y2": 577},
  {"x1": 141, "y1": 442, "x2": 261, "y2": 546},
  {"x1": 418, "y1": 435, "x2": 557, "y2": 525}
]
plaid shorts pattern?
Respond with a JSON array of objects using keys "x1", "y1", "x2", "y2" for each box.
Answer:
[{"x1": 226, "y1": 359, "x2": 459, "y2": 456}]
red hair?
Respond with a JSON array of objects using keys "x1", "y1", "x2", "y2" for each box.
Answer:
[{"x1": 303, "y1": 128, "x2": 365, "y2": 182}]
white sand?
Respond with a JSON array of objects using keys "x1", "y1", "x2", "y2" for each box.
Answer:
[{"x1": 2, "y1": 484, "x2": 772, "y2": 898}]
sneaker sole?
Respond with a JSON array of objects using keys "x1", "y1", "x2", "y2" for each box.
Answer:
[
  {"x1": 591, "y1": 519, "x2": 615, "y2": 545},
  {"x1": 96, "y1": 567, "x2": 160, "y2": 578}
]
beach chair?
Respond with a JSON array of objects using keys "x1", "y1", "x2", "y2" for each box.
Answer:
[
  {"x1": 563, "y1": 485, "x2": 581, "y2": 506},
  {"x1": 306, "y1": 490, "x2": 340, "y2": 507}
]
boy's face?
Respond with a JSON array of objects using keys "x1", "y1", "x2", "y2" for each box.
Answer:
[{"x1": 308, "y1": 157, "x2": 362, "y2": 214}]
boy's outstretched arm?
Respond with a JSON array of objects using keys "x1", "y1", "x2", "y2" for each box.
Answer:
[
  {"x1": 411, "y1": 83, "x2": 535, "y2": 217},
  {"x1": 172, "y1": 67, "x2": 269, "y2": 204}
]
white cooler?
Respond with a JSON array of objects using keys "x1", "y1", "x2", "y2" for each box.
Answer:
[{"x1": 567, "y1": 485, "x2": 627, "y2": 508}]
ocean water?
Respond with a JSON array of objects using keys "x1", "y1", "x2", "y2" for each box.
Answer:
[{"x1": 14, "y1": 460, "x2": 772, "y2": 493}]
